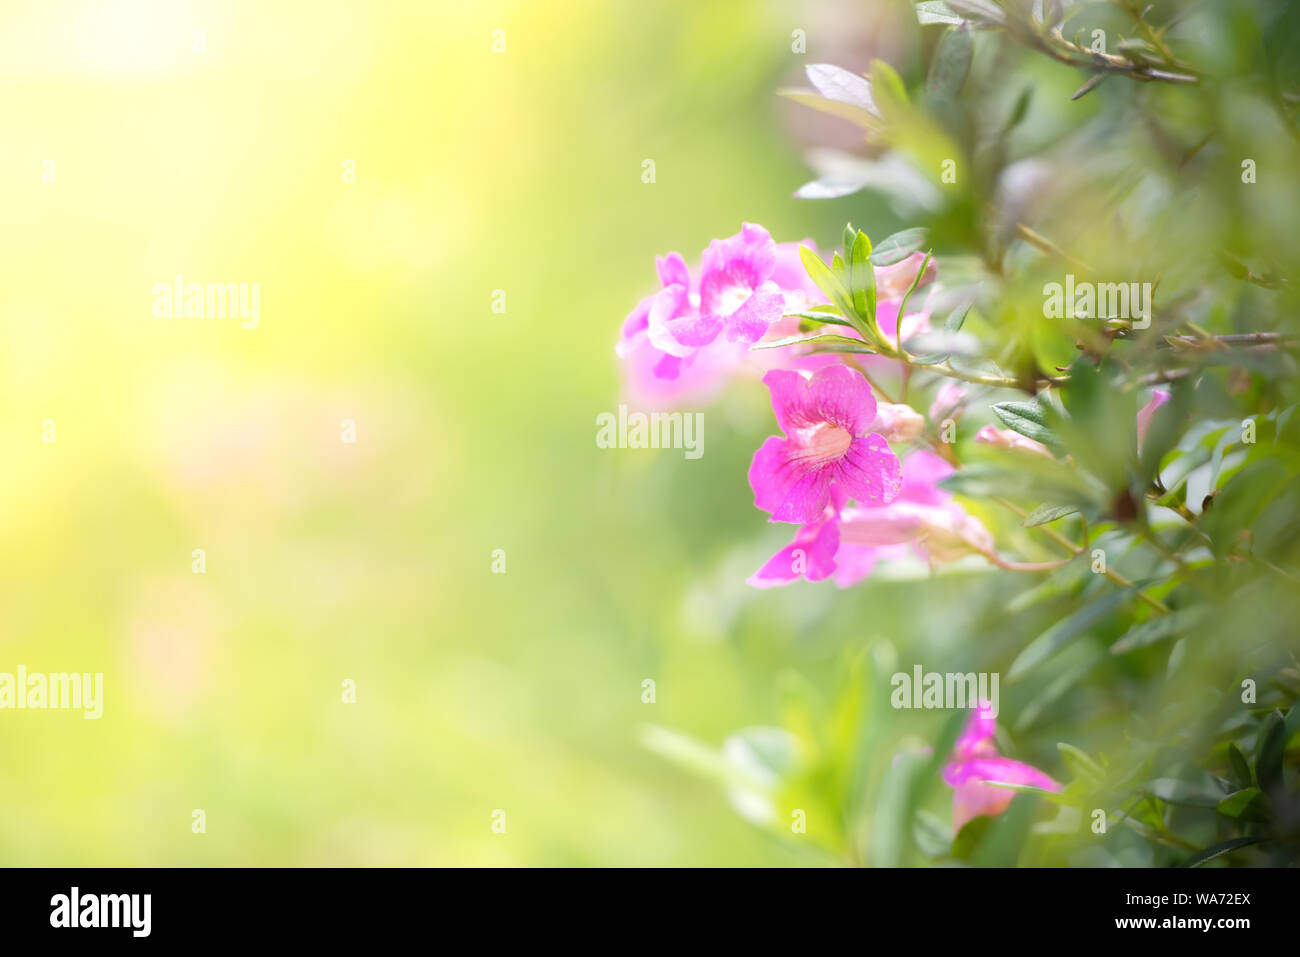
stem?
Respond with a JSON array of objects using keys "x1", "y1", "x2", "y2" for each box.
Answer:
[
  {"x1": 1010, "y1": 20, "x2": 1198, "y2": 86},
  {"x1": 993, "y1": 497, "x2": 1171, "y2": 614}
]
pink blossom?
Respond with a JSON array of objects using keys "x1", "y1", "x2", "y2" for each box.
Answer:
[
  {"x1": 874, "y1": 402, "x2": 925, "y2": 443},
  {"x1": 617, "y1": 230, "x2": 829, "y2": 405},
  {"x1": 748, "y1": 449, "x2": 987, "y2": 587},
  {"x1": 943, "y1": 702, "x2": 1062, "y2": 832},
  {"x1": 748, "y1": 366, "x2": 903, "y2": 525},
  {"x1": 692, "y1": 223, "x2": 787, "y2": 345},
  {"x1": 929, "y1": 382, "x2": 967, "y2": 424},
  {"x1": 1136, "y1": 389, "x2": 1171, "y2": 446},
  {"x1": 617, "y1": 277, "x2": 743, "y2": 407}
]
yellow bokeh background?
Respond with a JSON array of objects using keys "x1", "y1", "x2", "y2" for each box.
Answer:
[{"x1": 0, "y1": 0, "x2": 897, "y2": 864}]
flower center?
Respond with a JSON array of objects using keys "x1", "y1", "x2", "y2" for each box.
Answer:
[
  {"x1": 716, "y1": 284, "x2": 753, "y2": 316},
  {"x1": 799, "y1": 422, "x2": 852, "y2": 466}
]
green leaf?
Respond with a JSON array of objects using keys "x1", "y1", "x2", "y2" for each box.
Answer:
[
  {"x1": 1109, "y1": 606, "x2": 1209, "y2": 656},
  {"x1": 751, "y1": 333, "x2": 875, "y2": 353},
  {"x1": 1216, "y1": 787, "x2": 1262, "y2": 819},
  {"x1": 1022, "y1": 503, "x2": 1079, "y2": 527},
  {"x1": 1227, "y1": 743, "x2": 1253, "y2": 791},
  {"x1": 794, "y1": 312, "x2": 857, "y2": 331},
  {"x1": 944, "y1": 299, "x2": 973, "y2": 332},
  {"x1": 1057, "y1": 742, "x2": 1106, "y2": 788},
  {"x1": 850, "y1": 230, "x2": 875, "y2": 322},
  {"x1": 1254, "y1": 709, "x2": 1286, "y2": 793},
  {"x1": 1182, "y1": 836, "x2": 1267, "y2": 868},
  {"x1": 870, "y1": 227, "x2": 928, "y2": 266},
  {"x1": 950, "y1": 814, "x2": 992, "y2": 859},
  {"x1": 991, "y1": 400, "x2": 1059, "y2": 448},
  {"x1": 913, "y1": 809, "x2": 952, "y2": 857},
  {"x1": 1008, "y1": 588, "x2": 1133, "y2": 679},
  {"x1": 927, "y1": 23, "x2": 974, "y2": 98},
  {"x1": 777, "y1": 89, "x2": 879, "y2": 129},
  {"x1": 868, "y1": 60, "x2": 910, "y2": 118},
  {"x1": 1144, "y1": 778, "x2": 1223, "y2": 808},
  {"x1": 1006, "y1": 84, "x2": 1034, "y2": 126},
  {"x1": 894, "y1": 249, "x2": 933, "y2": 348},
  {"x1": 798, "y1": 244, "x2": 856, "y2": 322},
  {"x1": 871, "y1": 748, "x2": 926, "y2": 866}
]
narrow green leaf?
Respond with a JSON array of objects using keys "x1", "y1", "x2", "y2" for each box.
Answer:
[
  {"x1": 1057, "y1": 742, "x2": 1106, "y2": 788},
  {"x1": 1023, "y1": 503, "x2": 1079, "y2": 527},
  {"x1": 1216, "y1": 787, "x2": 1261, "y2": 819},
  {"x1": 1144, "y1": 777, "x2": 1224, "y2": 808},
  {"x1": 944, "y1": 299, "x2": 973, "y2": 331},
  {"x1": 850, "y1": 230, "x2": 875, "y2": 322},
  {"x1": 1255, "y1": 709, "x2": 1285, "y2": 793},
  {"x1": 1227, "y1": 743, "x2": 1253, "y2": 791},
  {"x1": 1008, "y1": 588, "x2": 1133, "y2": 679},
  {"x1": 927, "y1": 23, "x2": 974, "y2": 98},
  {"x1": 870, "y1": 227, "x2": 928, "y2": 266},
  {"x1": 798, "y1": 244, "x2": 856, "y2": 321},
  {"x1": 992, "y1": 400, "x2": 1059, "y2": 448},
  {"x1": 1182, "y1": 836, "x2": 1267, "y2": 868},
  {"x1": 751, "y1": 333, "x2": 872, "y2": 352},
  {"x1": 1110, "y1": 606, "x2": 1208, "y2": 655},
  {"x1": 894, "y1": 249, "x2": 933, "y2": 349}
]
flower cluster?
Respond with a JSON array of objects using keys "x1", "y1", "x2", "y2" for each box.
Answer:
[{"x1": 616, "y1": 222, "x2": 996, "y2": 587}]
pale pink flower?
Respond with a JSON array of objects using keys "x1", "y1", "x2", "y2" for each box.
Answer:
[
  {"x1": 975, "y1": 424, "x2": 1052, "y2": 458},
  {"x1": 874, "y1": 402, "x2": 925, "y2": 443},
  {"x1": 929, "y1": 382, "x2": 968, "y2": 424}
]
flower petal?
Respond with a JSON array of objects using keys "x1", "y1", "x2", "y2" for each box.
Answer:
[{"x1": 833, "y1": 433, "x2": 902, "y2": 505}]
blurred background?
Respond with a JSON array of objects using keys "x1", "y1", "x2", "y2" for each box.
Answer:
[
  {"x1": 2, "y1": 0, "x2": 1296, "y2": 866},
  {"x1": 0, "y1": 0, "x2": 922, "y2": 866}
]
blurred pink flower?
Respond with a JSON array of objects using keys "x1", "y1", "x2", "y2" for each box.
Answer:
[
  {"x1": 929, "y1": 382, "x2": 967, "y2": 423},
  {"x1": 1136, "y1": 388, "x2": 1171, "y2": 446},
  {"x1": 875, "y1": 251, "x2": 937, "y2": 301},
  {"x1": 943, "y1": 702, "x2": 1061, "y2": 832},
  {"x1": 976, "y1": 424, "x2": 1052, "y2": 458}
]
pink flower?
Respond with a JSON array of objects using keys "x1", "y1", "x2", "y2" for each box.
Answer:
[
  {"x1": 616, "y1": 229, "x2": 825, "y2": 405},
  {"x1": 1136, "y1": 389, "x2": 1171, "y2": 446},
  {"x1": 929, "y1": 382, "x2": 967, "y2": 424},
  {"x1": 749, "y1": 449, "x2": 979, "y2": 588},
  {"x1": 874, "y1": 402, "x2": 925, "y2": 443},
  {"x1": 748, "y1": 366, "x2": 903, "y2": 525},
  {"x1": 688, "y1": 223, "x2": 787, "y2": 346},
  {"x1": 943, "y1": 702, "x2": 1061, "y2": 832},
  {"x1": 617, "y1": 269, "x2": 743, "y2": 407}
]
